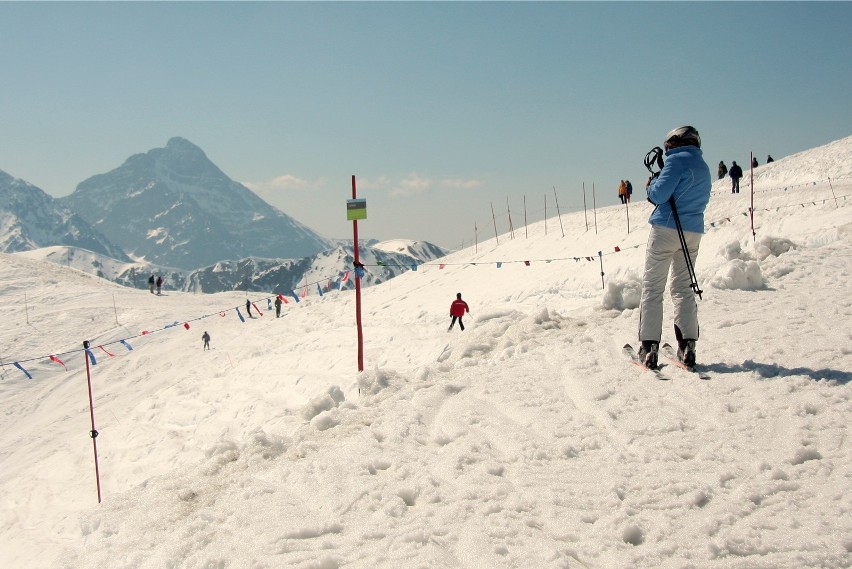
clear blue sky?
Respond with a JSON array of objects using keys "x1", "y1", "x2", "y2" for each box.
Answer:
[{"x1": 2, "y1": 2, "x2": 850, "y2": 250}]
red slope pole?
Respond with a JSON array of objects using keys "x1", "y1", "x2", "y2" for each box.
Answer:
[
  {"x1": 352, "y1": 176, "x2": 364, "y2": 372},
  {"x1": 83, "y1": 341, "x2": 102, "y2": 503}
]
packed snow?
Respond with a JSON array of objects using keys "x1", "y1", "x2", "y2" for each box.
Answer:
[{"x1": 1, "y1": 137, "x2": 851, "y2": 568}]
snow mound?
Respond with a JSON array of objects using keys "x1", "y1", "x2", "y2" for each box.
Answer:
[
  {"x1": 709, "y1": 259, "x2": 766, "y2": 291},
  {"x1": 601, "y1": 274, "x2": 642, "y2": 311}
]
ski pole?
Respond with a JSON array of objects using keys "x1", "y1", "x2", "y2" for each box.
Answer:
[{"x1": 668, "y1": 197, "x2": 703, "y2": 299}]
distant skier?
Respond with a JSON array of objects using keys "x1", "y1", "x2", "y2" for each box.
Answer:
[
  {"x1": 148, "y1": 274, "x2": 155, "y2": 294},
  {"x1": 274, "y1": 296, "x2": 282, "y2": 318},
  {"x1": 625, "y1": 180, "x2": 633, "y2": 203},
  {"x1": 156, "y1": 276, "x2": 163, "y2": 295},
  {"x1": 638, "y1": 126, "x2": 711, "y2": 369},
  {"x1": 751, "y1": 156, "x2": 759, "y2": 168},
  {"x1": 729, "y1": 161, "x2": 743, "y2": 194},
  {"x1": 618, "y1": 180, "x2": 628, "y2": 204},
  {"x1": 766, "y1": 154, "x2": 774, "y2": 163},
  {"x1": 202, "y1": 331, "x2": 211, "y2": 350},
  {"x1": 448, "y1": 293, "x2": 470, "y2": 332},
  {"x1": 246, "y1": 299, "x2": 253, "y2": 318},
  {"x1": 718, "y1": 161, "x2": 728, "y2": 180}
]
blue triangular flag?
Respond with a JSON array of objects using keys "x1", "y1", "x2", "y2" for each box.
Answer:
[
  {"x1": 120, "y1": 339, "x2": 133, "y2": 351},
  {"x1": 85, "y1": 349, "x2": 97, "y2": 365},
  {"x1": 13, "y1": 362, "x2": 33, "y2": 380},
  {"x1": 290, "y1": 291, "x2": 300, "y2": 303},
  {"x1": 317, "y1": 283, "x2": 324, "y2": 297}
]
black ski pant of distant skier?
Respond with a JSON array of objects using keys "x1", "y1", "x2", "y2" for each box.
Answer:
[{"x1": 449, "y1": 316, "x2": 465, "y2": 331}]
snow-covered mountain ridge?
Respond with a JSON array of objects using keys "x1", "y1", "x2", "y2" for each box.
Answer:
[
  {"x1": 0, "y1": 170, "x2": 129, "y2": 261},
  {"x1": 60, "y1": 137, "x2": 333, "y2": 269},
  {"x1": 3, "y1": 138, "x2": 448, "y2": 293}
]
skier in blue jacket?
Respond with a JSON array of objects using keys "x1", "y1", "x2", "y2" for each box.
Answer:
[{"x1": 639, "y1": 126, "x2": 712, "y2": 369}]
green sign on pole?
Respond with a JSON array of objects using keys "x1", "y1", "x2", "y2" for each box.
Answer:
[{"x1": 347, "y1": 198, "x2": 367, "y2": 221}]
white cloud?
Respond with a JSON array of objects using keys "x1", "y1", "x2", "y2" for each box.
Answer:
[
  {"x1": 389, "y1": 173, "x2": 432, "y2": 198},
  {"x1": 243, "y1": 175, "x2": 311, "y2": 193}
]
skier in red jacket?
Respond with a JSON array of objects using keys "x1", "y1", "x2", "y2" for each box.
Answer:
[{"x1": 448, "y1": 293, "x2": 470, "y2": 331}]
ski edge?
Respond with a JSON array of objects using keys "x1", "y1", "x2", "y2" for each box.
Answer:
[{"x1": 660, "y1": 343, "x2": 711, "y2": 380}]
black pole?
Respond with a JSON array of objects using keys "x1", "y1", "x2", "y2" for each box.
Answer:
[
  {"x1": 668, "y1": 197, "x2": 703, "y2": 299},
  {"x1": 83, "y1": 340, "x2": 102, "y2": 503},
  {"x1": 553, "y1": 186, "x2": 565, "y2": 237}
]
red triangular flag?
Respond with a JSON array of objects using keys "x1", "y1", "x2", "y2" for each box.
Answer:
[{"x1": 49, "y1": 355, "x2": 67, "y2": 371}]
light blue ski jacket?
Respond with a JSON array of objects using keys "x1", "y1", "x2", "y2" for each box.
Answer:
[{"x1": 647, "y1": 145, "x2": 711, "y2": 234}]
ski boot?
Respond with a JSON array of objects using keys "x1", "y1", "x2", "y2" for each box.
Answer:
[
  {"x1": 638, "y1": 341, "x2": 659, "y2": 369},
  {"x1": 677, "y1": 340, "x2": 697, "y2": 368}
]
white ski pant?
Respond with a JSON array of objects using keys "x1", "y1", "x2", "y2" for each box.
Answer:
[{"x1": 639, "y1": 225, "x2": 702, "y2": 343}]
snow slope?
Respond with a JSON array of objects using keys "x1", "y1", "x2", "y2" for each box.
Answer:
[{"x1": 1, "y1": 137, "x2": 851, "y2": 568}]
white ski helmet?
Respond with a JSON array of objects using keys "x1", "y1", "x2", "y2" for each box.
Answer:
[{"x1": 664, "y1": 126, "x2": 701, "y2": 149}]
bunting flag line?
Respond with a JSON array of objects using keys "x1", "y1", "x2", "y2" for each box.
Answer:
[
  {"x1": 99, "y1": 345, "x2": 115, "y2": 357},
  {"x1": 85, "y1": 349, "x2": 97, "y2": 365},
  {"x1": 236, "y1": 307, "x2": 246, "y2": 323},
  {"x1": 49, "y1": 355, "x2": 67, "y2": 370},
  {"x1": 14, "y1": 362, "x2": 32, "y2": 380},
  {"x1": 120, "y1": 340, "x2": 133, "y2": 351}
]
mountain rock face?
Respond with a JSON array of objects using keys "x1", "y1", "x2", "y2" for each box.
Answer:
[
  {"x1": 61, "y1": 137, "x2": 333, "y2": 270},
  {"x1": 0, "y1": 170, "x2": 129, "y2": 260}
]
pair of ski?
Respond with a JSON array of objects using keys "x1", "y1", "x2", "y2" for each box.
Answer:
[{"x1": 623, "y1": 343, "x2": 710, "y2": 380}]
